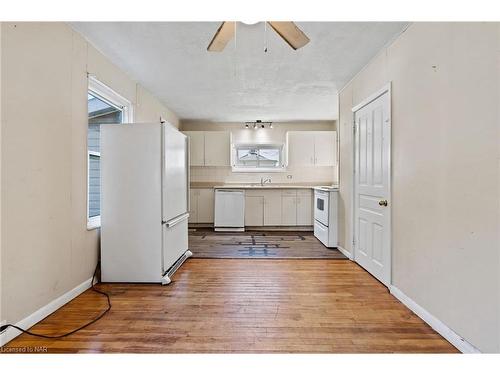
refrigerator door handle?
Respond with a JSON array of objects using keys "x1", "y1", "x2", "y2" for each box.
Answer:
[{"x1": 163, "y1": 212, "x2": 189, "y2": 228}]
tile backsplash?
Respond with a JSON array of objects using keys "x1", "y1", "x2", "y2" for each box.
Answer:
[{"x1": 190, "y1": 166, "x2": 337, "y2": 184}]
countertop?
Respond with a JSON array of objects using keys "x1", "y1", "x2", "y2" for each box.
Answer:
[{"x1": 190, "y1": 182, "x2": 338, "y2": 190}]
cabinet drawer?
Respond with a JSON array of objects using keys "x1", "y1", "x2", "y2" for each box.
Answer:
[
  {"x1": 245, "y1": 190, "x2": 266, "y2": 197},
  {"x1": 297, "y1": 189, "x2": 312, "y2": 197},
  {"x1": 314, "y1": 220, "x2": 329, "y2": 247},
  {"x1": 281, "y1": 190, "x2": 297, "y2": 196}
]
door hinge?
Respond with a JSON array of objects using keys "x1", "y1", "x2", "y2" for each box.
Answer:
[{"x1": 353, "y1": 120, "x2": 357, "y2": 132}]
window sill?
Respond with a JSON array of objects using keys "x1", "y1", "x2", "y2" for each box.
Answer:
[{"x1": 87, "y1": 216, "x2": 101, "y2": 230}]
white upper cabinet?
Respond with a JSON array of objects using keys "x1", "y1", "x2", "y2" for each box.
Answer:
[
  {"x1": 286, "y1": 131, "x2": 337, "y2": 167},
  {"x1": 287, "y1": 132, "x2": 315, "y2": 167},
  {"x1": 204, "y1": 131, "x2": 230, "y2": 166},
  {"x1": 182, "y1": 131, "x2": 230, "y2": 167},
  {"x1": 183, "y1": 131, "x2": 205, "y2": 166},
  {"x1": 314, "y1": 131, "x2": 337, "y2": 166}
]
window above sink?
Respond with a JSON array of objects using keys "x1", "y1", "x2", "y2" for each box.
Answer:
[{"x1": 232, "y1": 143, "x2": 285, "y2": 172}]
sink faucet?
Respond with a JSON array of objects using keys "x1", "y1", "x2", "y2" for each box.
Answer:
[{"x1": 260, "y1": 177, "x2": 272, "y2": 186}]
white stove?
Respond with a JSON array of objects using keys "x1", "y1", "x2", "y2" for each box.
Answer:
[{"x1": 313, "y1": 187, "x2": 338, "y2": 248}]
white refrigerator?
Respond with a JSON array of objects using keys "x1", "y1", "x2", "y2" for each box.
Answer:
[{"x1": 100, "y1": 122, "x2": 191, "y2": 284}]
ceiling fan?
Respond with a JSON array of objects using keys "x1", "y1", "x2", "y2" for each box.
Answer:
[{"x1": 207, "y1": 21, "x2": 310, "y2": 52}]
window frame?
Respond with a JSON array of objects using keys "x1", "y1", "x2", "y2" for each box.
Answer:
[
  {"x1": 87, "y1": 76, "x2": 133, "y2": 230},
  {"x1": 231, "y1": 143, "x2": 285, "y2": 173}
]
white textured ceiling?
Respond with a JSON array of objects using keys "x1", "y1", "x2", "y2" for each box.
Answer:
[{"x1": 71, "y1": 22, "x2": 408, "y2": 121}]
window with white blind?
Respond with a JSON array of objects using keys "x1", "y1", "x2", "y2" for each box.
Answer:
[
  {"x1": 232, "y1": 144, "x2": 284, "y2": 172},
  {"x1": 87, "y1": 77, "x2": 131, "y2": 229}
]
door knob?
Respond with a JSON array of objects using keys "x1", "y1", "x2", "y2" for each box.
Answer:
[{"x1": 378, "y1": 199, "x2": 388, "y2": 207}]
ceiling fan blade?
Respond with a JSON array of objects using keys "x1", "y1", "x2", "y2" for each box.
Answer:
[
  {"x1": 267, "y1": 21, "x2": 310, "y2": 50},
  {"x1": 207, "y1": 22, "x2": 235, "y2": 52}
]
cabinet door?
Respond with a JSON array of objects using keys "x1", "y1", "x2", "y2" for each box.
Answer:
[
  {"x1": 245, "y1": 196, "x2": 264, "y2": 226},
  {"x1": 281, "y1": 193, "x2": 297, "y2": 226},
  {"x1": 197, "y1": 188, "x2": 214, "y2": 223},
  {"x1": 287, "y1": 131, "x2": 315, "y2": 167},
  {"x1": 188, "y1": 189, "x2": 198, "y2": 223},
  {"x1": 314, "y1": 131, "x2": 337, "y2": 166},
  {"x1": 183, "y1": 131, "x2": 205, "y2": 166},
  {"x1": 263, "y1": 190, "x2": 282, "y2": 226},
  {"x1": 296, "y1": 190, "x2": 313, "y2": 226},
  {"x1": 204, "y1": 131, "x2": 230, "y2": 166}
]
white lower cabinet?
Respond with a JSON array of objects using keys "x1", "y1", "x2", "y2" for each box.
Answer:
[
  {"x1": 188, "y1": 189, "x2": 198, "y2": 223},
  {"x1": 281, "y1": 190, "x2": 297, "y2": 225},
  {"x1": 245, "y1": 188, "x2": 314, "y2": 227},
  {"x1": 190, "y1": 187, "x2": 314, "y2": 227},
  {"x1": 245, "y1": 195, "x2": 264, "y2": 226},
  {"x1": 263, "y1": 190, "x2": 282, "y2": 226},
  {"x1": 296, "y1": 189, "x2": 313, "y2": 225},
  {"x1": 188, "y1": 188, "x2": 214, "y2": 223}
]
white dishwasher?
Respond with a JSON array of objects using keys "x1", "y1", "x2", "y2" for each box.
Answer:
[{"x1": 214, "y1": 189, "x2": 245, "y2": 232}]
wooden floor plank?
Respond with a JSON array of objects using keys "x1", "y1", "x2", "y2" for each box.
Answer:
[{"x1": 4, "y1": 258, "x2": 458, "y2": 353}]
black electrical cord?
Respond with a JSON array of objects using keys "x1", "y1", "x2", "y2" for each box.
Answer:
[{"x1": 0, "y1": 261, "x2": 111, "y2": 339}]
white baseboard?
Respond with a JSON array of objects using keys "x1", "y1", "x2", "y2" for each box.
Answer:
[
  {"x1": 389, "y1": 285, "x2": 481, "y2": 353},
  {"x1": 337, "y1": 245, "x2": 353, "y2": 260},
  {"x1": 0, "y1": 277, "x2": 92, "y2": 347}
]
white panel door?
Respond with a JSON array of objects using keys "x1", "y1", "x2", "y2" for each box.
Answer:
[
  {"x1": 163, "y1": 124, "x2": 189, "y2": 221},
  {"x1": 183, "y1": 131, "x2": 205, "y2": 166},
  {"x1": 296, "y1": 189, "x2": 313, "y2": 225},
  {"x1": 354, "y1": 89, "x2": 391, "y2": 286},
  {"x1": 314, "y1": 131, "x2": 337, "y2": 166},
  {"x1": 198, "y1": 188, "x2": 215, "y2": 223},
  {"x1": 204, "y1": 131, "x2": 230, "y2": 166},
  {"x1": 287, "y1": 131, "x2": 315, "y2": 166},
  {"x1": 263, "y1": 190, "x2": 282, "y2": 226},
  {"x1": 245, "y1": 196, "x2": 264, "y2": 226}
]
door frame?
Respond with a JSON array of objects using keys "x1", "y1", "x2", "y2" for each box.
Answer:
[{"x1": 351, "y1": 82, "x2": 392, "y2": 286}]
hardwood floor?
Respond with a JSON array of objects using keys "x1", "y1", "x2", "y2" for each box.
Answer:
[
  {"x1": 189, "y1": 230, "x2": 347, "y2": 259},
  {"x1": 4, "y1": 259, "x2": 457, "y2": 353}
]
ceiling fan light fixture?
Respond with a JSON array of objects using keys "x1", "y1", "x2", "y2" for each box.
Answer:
[
  {"x1": 240, "y1": 20, "x2": 260, "y2": 25},
  {"x1": 207, "y1": 21, "x2": 309, "y2": 52}
]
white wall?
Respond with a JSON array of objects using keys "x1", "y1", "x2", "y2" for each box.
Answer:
[
  {"x1": 0, "y1": 23, "x2": 3, "y2": 326},
  {"x1": 338, "y1": 23, "x2": 500, "y2": 352},
  {"x1": 0, "y1": 22, "x2": 179, "y2": 327},
  {"x1": 181, "y1": 120, "x2": 337, "y2": 184}
]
